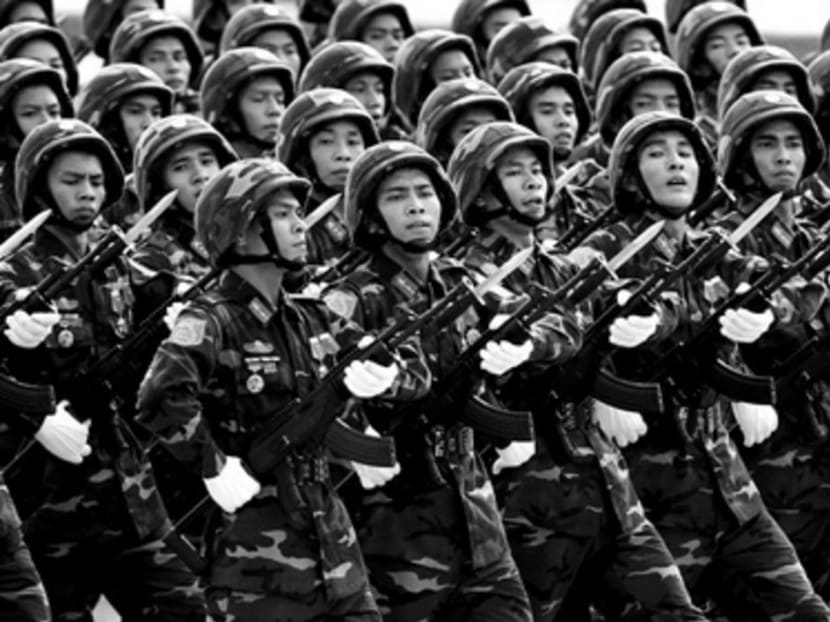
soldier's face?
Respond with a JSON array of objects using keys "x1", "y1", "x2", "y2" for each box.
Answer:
[
  {"x1": 749, "y1": 119, "x2": 806, "y2": 192},
  {"x1": 308, "y1": 120, "x2": 366, "y2": 191},
  {"x1": 12, "y1": 85, "x2": 62, "y2": 137},
  {"x1": 534, "y1": 46, "x2": 573, "y2": 72},
  {"x1": 448, "y1": 106, "x2": 498, "y2": 149},
  {"x1": 119, "y1": 93, "x2": 164, "y2": 150},
  {"x1": 429, "y1": 50, "x2": 475, "y2": 84},
  {"x1": 252, "y1": 29, "x2": 302, "y2": 79},
  {"x1": 362, "y1": 13, "x2": 405, "y2": 63},
  {"x1": 751, "y1": 69, "x2": 799, "y2": 99},
  {"x1": 8, "y1": 1, "x2": 49, "y2": 24},
  {"x1": 139, "y1": 36, "x2": 191, "y2": 95},
  {"x1": 528, "y1": 86, "x2": 578, "y2": 157},
  {"x1": 628, "y1": 78, "x2": 682, "y2": 117},
  {"x1": 637, "y1": 130, "x2": 699, "y2": 216},
  {"x1": 249, "y1": 188, "x2": 308, "y2": 263},
  {"x1": 237, "y1": 76, "x2": 285, "y2": 143},
  {"x1": 161, "y1": 142, "x2": 221, "y2": 213},
  {"x1": 703, "y1": 22, "x2": 752, "y2": 75},
  {"x1": 47, "y1": 151, "x2": 106, "y2": 227},
  {"x1": 493, "y1": 146, "x2": 547, "y2": 221},
  {"x1": 376, "y1": 168, "x2": 441, "y2": 248},
  {"x1": 344, "y1": 71, "x2": 386, "y2": 121},
  {"x1": 619, "y1": 26, "x2": 663, "y2": 55},
  {"x1": 16, "y1": 39, "x2": 67, "y2": 90},
  {"x1": 481, "y1": 7, "x2": 522, "y2": 44}
]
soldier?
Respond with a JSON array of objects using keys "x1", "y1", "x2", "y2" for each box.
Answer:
[
  {"x1": 327, "y1": 0, "x2": 414, "y2": 64},
  {"x1": 75, "y1": 63, "x2": 174, "y2": 174},
  {"x1": 278, "y1": 88, "x2": 379, "y2": 267},
  {"x1": 110, "y1": 9, "x2": 204, "y2": 114},
  {"x1": 0, "y1": 21, "x2": 77, "y2": 95},
  {"x1": 322, "y1": 140, "x2": 539, "y2": 621},
  {"x1": 664, "y1": 0, "x2": 746, "y2": 36},
  {"x1": 201, "y1": 47, "x2": 295, "y2": 159},
  {"x1": 137, "y1": 156, "x2": 431, "y2": 621},
  {"x1": 808, "y1": 50, "x2": 830, "y2": 188},
  {"x1": 0, "y1": 0, "x2": 53, "y2": 27},
  {"x1": 0, "y1": 59, "x2": 72, "y2": 243},
  {"x1": 192, "y1": 0, "x2": 274, "y2": 53},
  {"x1": 566, "y1": 0, "x2": 645, "y2": 42},
  {"x1": 219, "y1": 3, "x2": 311, "y2": 81},
  {"x1": 485, "y1": 16, "x2": 579, "y2": 85},
  {"x1": 392, "y1": 29, "x2": 481, "y2": 132},
  {"x1": 450, "y1": 0, "x2": 530, "y2": 66},
  {"x1": 0, "y1": 119, "x2": 205, "y2": 620},
  {"x1": 576, "y1": 110, "x2": 830, "y2": 620},
  {"x1": 82, "y1": 0, "x2": 161, "y2": 63}
]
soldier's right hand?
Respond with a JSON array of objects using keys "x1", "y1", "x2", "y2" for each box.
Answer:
[
  {"x1": 608, "y1": 290, "x2": 660, "y2": 348},
  {"x1": 203, "y1": 456, "x2": 262, "y2": 514},
  {"x1": 343, "y1": 360, "x2": 399, "y2": 398},
  {"x1": 592, "y1": 399, "x2": 648, "y2": 447},
  {"x1": 35, "y1": 401, "x2": 92, "y2": 464},
  {"x1": 4, "y1": 309, "x2": 60, "y2": 348}
]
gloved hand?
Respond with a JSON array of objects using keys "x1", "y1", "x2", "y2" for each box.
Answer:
[
  {"x1": 719, "y1": 307, "x2": 774, "y2": 343},
  {"x1": 343, "y1": 359, "x2": 399, "y2": 398},
  {"x1": 608, "y1": 290, "x2": 660, "y2": 348},
  {"x1": 351, "y1": 426, "x2": 401, "y2": 488},
  {"x1": 203, "y1": 456, "x2": 262, "y2": 514},
  {"x1": 4, "y1": 310, "x2": 60, "y2": 349},
  {"x1": 732, "y1": 401, "x2": 779, "y2": 447},
  {"x1": 34, "y1": 401, "x2": 91, "y2": 464},
  {"x1": 163, "y1": 301, "x2": 187, "y2": 332},
  {"x1": 492, "y1": 440, "x2": 535, "y2": 475},
  {"x1": 592, "y1": 399, "x2": 648, "y2": 447},
  {"x1": 479, "y1": 340, "x2": 533, "y2": 375}
]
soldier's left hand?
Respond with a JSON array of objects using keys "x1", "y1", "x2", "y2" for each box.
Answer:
[
  {"x1": 732, "y1": 401, "x2": 779, "y2": 446},
  {"x1": 343, "y1": 360, "x2": 399, "y2": 398},
  {"x1": 608, "y1": 290, "x2": 660, "y2": 348},
  {"x1": 719, "y1": 307, "x2": 774, "y2": 343},
  {"x1": 492, "y1": 440, "x2": 536, "y2": 474},
  {"x1": 479, "y1": 339, "x2": 533, "y2": 375}
]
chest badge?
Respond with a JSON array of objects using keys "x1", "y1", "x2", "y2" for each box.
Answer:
[{"x1": 246, "y1": 373, "x2": 265, "y2": 394}]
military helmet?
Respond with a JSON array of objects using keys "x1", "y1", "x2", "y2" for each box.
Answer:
[
  {"x1": 415, "y1": 78, "x2": 514, "y2": 159},
  {"x1": 392, "y1": 29, "x2": 481, "y2": 127},
  {"x1": 595, "y1": 52, "x2": 695, "y2": 147},
  {"x1": 567, "y1": 0, "x2": 646, "y2": 41},
  {"x1": 133, "y1": 114, "x2": 238, "y2": 211},
  {"x1": 278, "y1": 88, "x2": 379, "y2": 176},
  {"x1": 717, "y1": 45, "x2": 814, "y2": 120},
  {"x1": 665, "y1": 0, "x2": 745, "y2": 35},
  {"x1": 83, "y1": 0, "x2": 164, "y2": 60},
  {"x1": 718, "y1": 90, "x2": 825, "y2": 190},
  {"x1": 201, "y1": 48, "x2": 295, "y2": 135},
  {"x1": 609, "y1": 111, "x2": 715, "y2": 214},
  {"x1": 109, "y1": 9, "x2": 203, "y2": 87},
  {"x1": 15, "y1": 119, "x2": 124, "y2": 219},
  {"x1": 497, "y1": 61, "x2": 591, "y2": 146},
  {"x1": 0, "y1": 22, "x2": 78, "y2": 94},
  {"x1": 298, "y1": 41, "x2": 393, "y2": 97},
  {"x1": 808, "y1": 50, "x2": 830, "y2": 149},
  {"x1": 328, "y1": 0, "x2": 414, "y2": 42},
  {"x1": 450, "y1": 0, "x2": 531, "y2": 51},
  {"x1": 0, "y1": 0, "x2": 54, "y2": 27},
  {"x1": 345, "y1": 141, "x2": 457, "y2": 249},
  {"x1": 194, "y1": 0, "x2": 275, "y2": 45},
  {"x1": 674, "y1": 2, "x2": 762, "y2": 89},
  {"x1": 75, "y1": 63, "x2": 173, "y2": 129},
  {"x1": 485, "y1": 16, "x2": 578, "y2": 86},
  {"x1": 823, "y1": 16, "x2": 830, "y2": 53},
  {"x1": 0, "y1": 57, "x2": 72, "y2": 120},
  {"x1": 219, "y1": 3, "x2": 310, "y2": 69},
  {"x1": 447, "y1": 120, "x2": 554, "y2": 224},
  {"x1": 581, "y1": 9, "x2": 668, "y2": 94}
]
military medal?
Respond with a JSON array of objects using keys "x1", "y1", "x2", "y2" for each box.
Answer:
[{"x1": 246, "y1": 374, "x2": 265, "y2": 394}]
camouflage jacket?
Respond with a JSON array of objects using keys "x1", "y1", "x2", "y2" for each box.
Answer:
[
  {"x1": 0, "y1": 163, "x2": 21, "y2": 244},
  {"x1": 306, "y1": 189, "x2": 351, "y2": 268},
  {"x1": 133, "y1": 207, "x2": 212, "y2": 282},
  {"x1": 0, "y1": 227, "x2": 171, "y2": 540}
]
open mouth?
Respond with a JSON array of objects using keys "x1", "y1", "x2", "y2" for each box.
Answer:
[{"x1": 666, "y1": 176, "x2": 687, "y2": 187}]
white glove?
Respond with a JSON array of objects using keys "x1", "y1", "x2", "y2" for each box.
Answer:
[
  {"x1": 351, "y1": 427, "x2": 401, "y2": 488},
  {"x1": 718, "y1": 307, "x2": 775, "y2": 343},
  {"x1": 343, "y1": 360, "x2": 399, "y2": 398},
  {"x1": 592, "y1": 399, "x2": 648, "y2": 447},
  {"x1": 163, "y1": 301, "x2": 187, "y2": 332},
  {"x1": 4, "y1": 310, "x2": 60, "y2": 348},
  {"x1": 34, "y1": 401, "x2": 91, "y2": 464},
  {"x1": 203, "y1": 456, "x2": 262, "y2": 514},
  {"x1": 492, "y1": 440, "x2": 535, "y2": 475},
  {"x1": 609, "y1": 314, "x2": 660, "y2": 348},
  {"x1": 479, "y1": 340, "x2": 533, "y2": 375},
  {"x1": 732, "y1": 401, "x2": 779, "y2": 447}
]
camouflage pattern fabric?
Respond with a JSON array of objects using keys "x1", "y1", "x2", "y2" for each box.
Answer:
[
  {"x1": 0, "y1": 164, "x2": 20, "y2": 244},
  {"x1": 305, "y1": 191, "x2": 352, "y2": 268}
]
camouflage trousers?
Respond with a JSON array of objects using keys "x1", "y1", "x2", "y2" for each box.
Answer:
[
  {"x1": 206, "y1": 586, "x2": 380, "y2": 621},
  {"x1": 624, "y1": 445, "x2": 830, "y2": 620},
  {"x1": 497, "y1": 450, "x2": 706, "y2": 622}
]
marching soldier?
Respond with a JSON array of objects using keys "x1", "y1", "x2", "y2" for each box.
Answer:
[
  {"x1": 327, "y1": 0, "x2": 415, "y2": 64},
  {"x1": 82, "y1": 0, "x2": 162, "y2": 63},
  {"x1": 450, "y1": 0, "x2": 529, "y2": 67},
  {"x1": 0, "y1": 21, "x2": 78, "y2": 96},
  {"x1": 485, "y1": 16, "x2": 578, "y2": 84},
  {"x1": 567, "y1": 0, "x2": 645, "y2": 42}
]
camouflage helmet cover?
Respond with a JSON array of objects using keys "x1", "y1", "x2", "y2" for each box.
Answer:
[
  {"x1": 567, "y1": 0, "x2": 646, "y2": 41},
  {"x1": 345, "y1": 140, "x2": 457, "y2": 249},
  {"x1": 485, "y1": 16, "x2": 579, "y2": 85},
  {"x1": 83, "y1": 0, "x2": 165, "y2": 58},
  {"x1": 718, "y1": 90, "x2": 825, "y2": 188},
  {"x1": 808, "y1": 50, "x2": 830, "y2": 146},
  {"x1": 609, "y1": 111, "x2": 715, "y2": 213},
  {"x1": 0, "y1": 21, "x2": 78, "y2": 94},
  {"x1": 219, "y1": 2, "x2": 311, "y2": 66},
  {"x1": 0, "y1": 57, "x2": 72, "y2": 118},
  {"x1": 497, "y1": 61, "x2": 592, "y2": 145},
  {"x1": 579, "y1": 9, "x2": 645, "y2": 92},
  {"x1": 664, "y1": 0, "x2": 745, "y2": 34},
  {"x1": 75, "y1": 63, "x2": 173, "y2": 128},
  {"x1": 298, "y1": 40, "x2": 393, "y2": 95},
  {"x1": 450, "y1": 0, "x2": 531, "y2": 47},
  {"x1": 447, "y1": 120, "x2": 554, "y2": 223},
  {"x1": 133, "y1": 114, "x2": 238, "y2": 211},
  {"x1": 15, "y1": 119, "x2": 124, "y2": 218},
  {"x1": 0, "y1": 0, "x2": 54, "y2": 26},
  {"x1": 328, "y1": 0, "x2": 414, "y2": 42},
  {"x1": 195, "y1": 158, "x2": 311, "y2": 265}
]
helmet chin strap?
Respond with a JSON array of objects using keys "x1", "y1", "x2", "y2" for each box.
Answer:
[
  {"x1": 33, "y1": 195, "x2": 96, "y2": 233},
  {"x1": 470, "y1": 181, "x2": 547, "y2": 228},
  {"x1": 221, "y1": 210, "x2": 307, "y2": 271}
]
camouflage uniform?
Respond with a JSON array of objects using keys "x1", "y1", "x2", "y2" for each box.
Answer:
[
  {"x1": 449, "y1": 0, "x2": 530, "y2": 68},
  {"x1": 323, "y1": 142, "x2": 533, "y2": 621},
  {"x1": 448, "y1": 122, "x2": 706, "y2": 622},
  {"x1": 0, "y1": 21, "x2": 78, "y2": 95},
  {"x1": 137, "y1": 158, "x2": 431, "y2": 621},
  {"x1": 0, "y1": 120, "x2": 204, "y2": 620},
  {"x1": 582, "y1": 112, "x2": 830, "y2": 620},
  {"x1": 279, "y1": 88, "x2": 380, "y2": 268}
]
